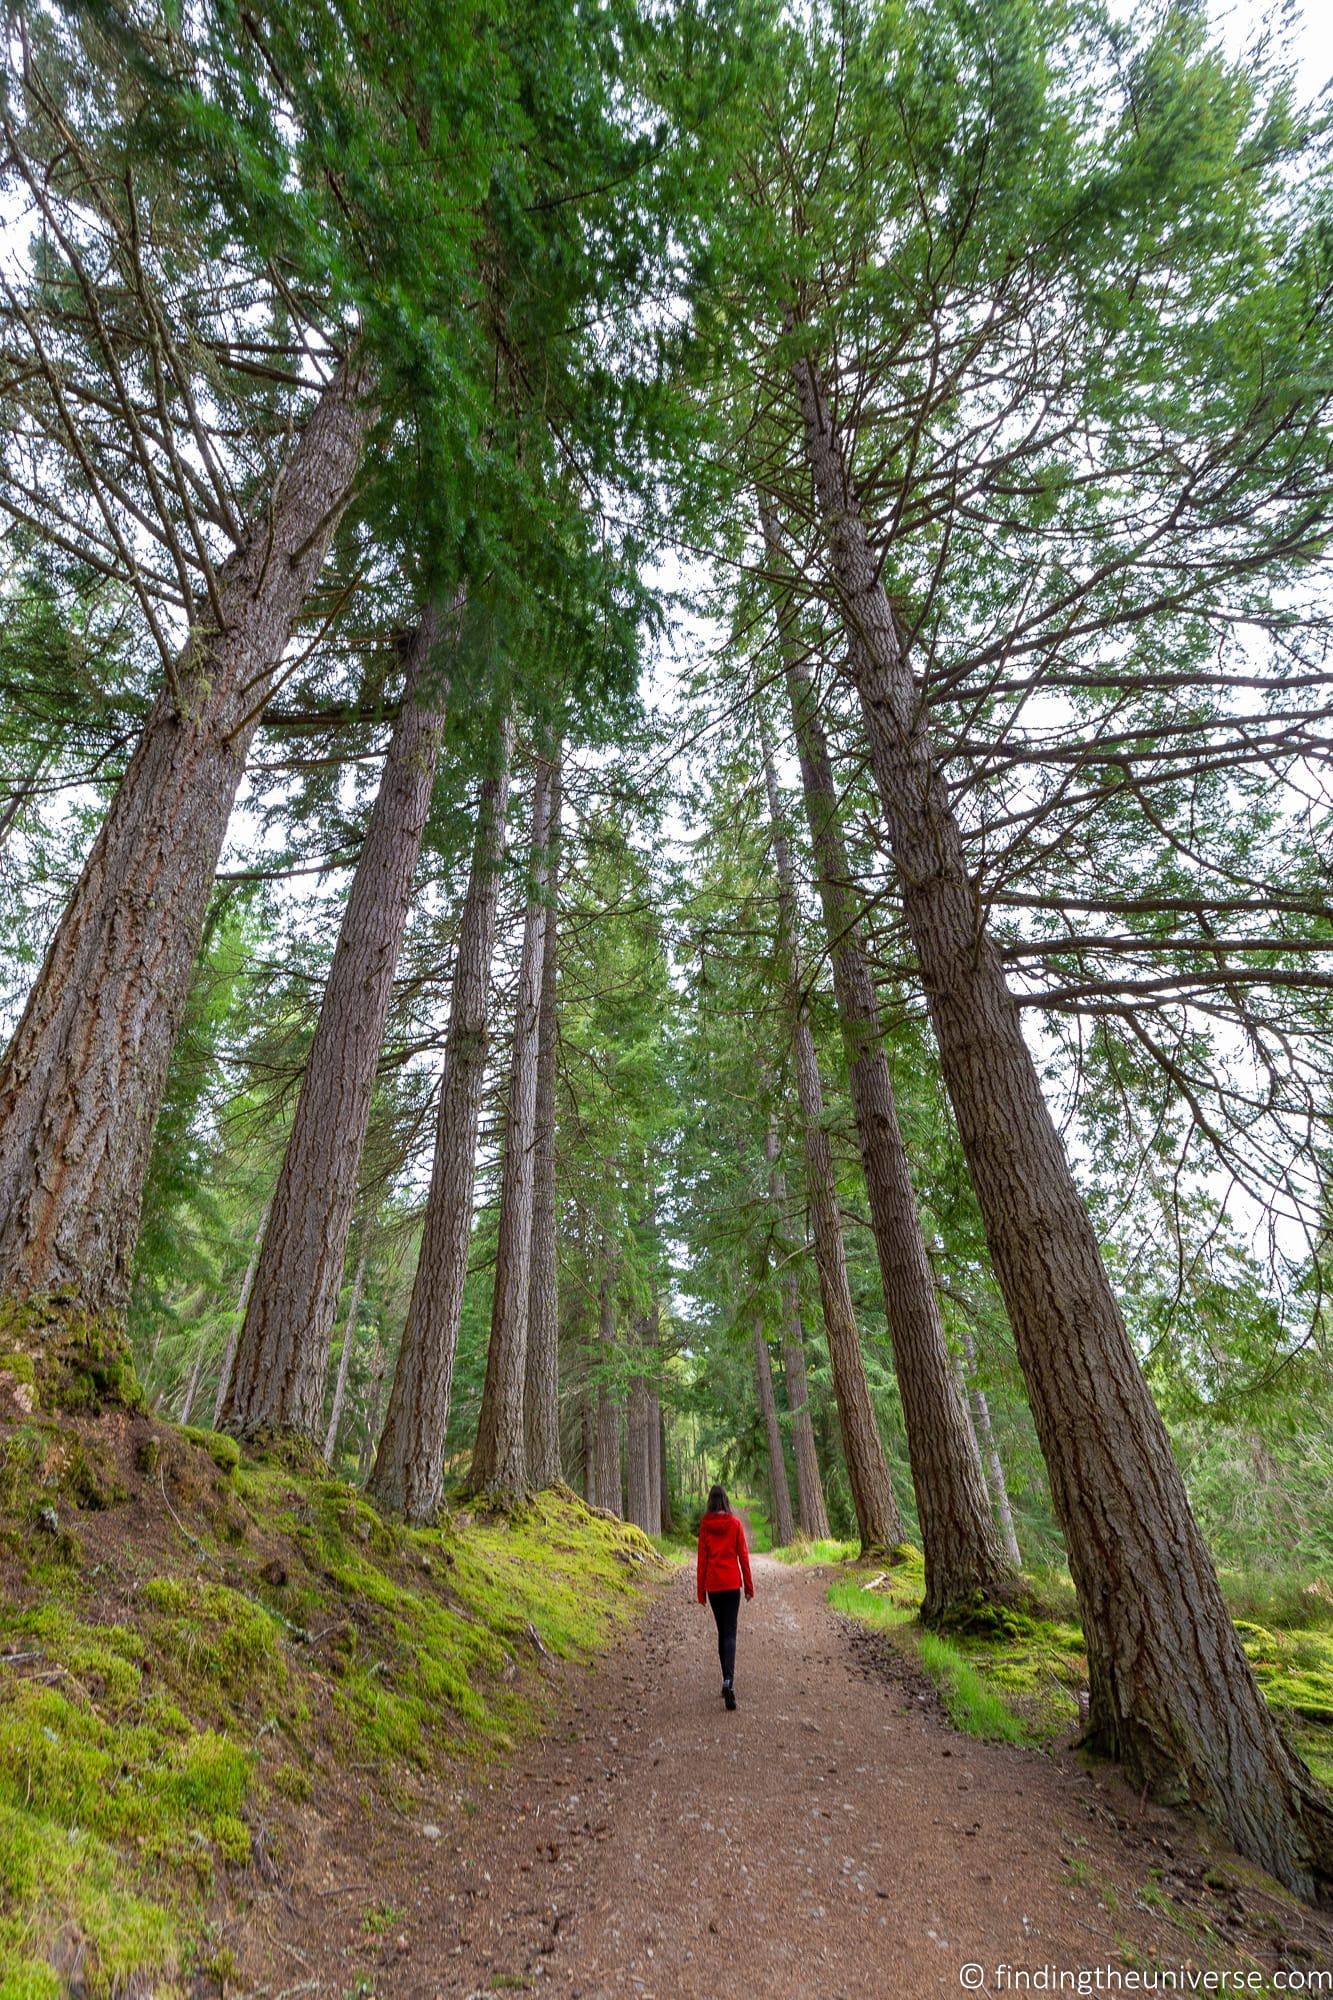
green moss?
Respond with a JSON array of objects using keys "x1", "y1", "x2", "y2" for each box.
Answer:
[
  {"x1": 179, "y1": 1426, "x2": 241, "y2": 1476},
  {"x1": 1, "y1": 1418, "x2": 659, "y2": 1994},
  {"x1": 212, "y1": 1813, "x2": 251, "y2": 1866},
  {"x1": 0, "y1": 1353, "x2": 36, "y2": 1388},
  {"x1": 0, "y1": 1296, "x2": 141, "y2": 1414},
  {"x1": 771, "y1": 1536, "x2": 861, "y2": 1566}
]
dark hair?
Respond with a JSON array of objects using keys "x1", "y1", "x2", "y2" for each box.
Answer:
[{"x1": 706, "y1": 1484, "x2": 730, "y2": 1515}]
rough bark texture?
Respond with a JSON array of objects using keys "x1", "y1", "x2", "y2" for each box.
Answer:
[
  {"x1": 524, "y1": 751, "x2": 563, "y2": 1490},
  {"x1": 224, "y1": 604, "x2": 452, "y2": 1442},
  {"x1": 323, "y1": 1250, "x2": 367, "y2": 1466},
  {"x1": 958, "y1": 1333, "x2": 1022, "y2": 1567},
  {"x1": 0, "y1": 365, "x2": 371, "y2": 1320},
  {"x1": 368, "y1": 718, "x2": 514, "y2": 1520},
  {"x1": 467, "y1": 757, "x2": 555, "y2": 1496},
  {"x1": 753, "y1": 1314, "x2": 795, "y2": 1547},
  {"x1": 767, "y1": 534, "x2": 1014, "y2": 1619},
  {"x1": 595, "y1": 1260, "x2": 622, "y2": 1517},
  {"x1": 764, "y1": 1127, "x2": 832, "y2": 1541},
  {"x1": 759, "y1": 727, "x2": 905, "y2": 1555},
  {"x1": 793, "y1": 345, "x2": 1333, "y2": 1900}
]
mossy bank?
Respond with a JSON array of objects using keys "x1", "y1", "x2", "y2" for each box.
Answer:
[{"x1": 0, "y1": 1357, "x2": 660, "y2": 1997}]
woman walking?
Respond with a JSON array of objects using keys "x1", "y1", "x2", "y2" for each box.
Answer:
[{"x1": 696, "y1": 1484, "x2": 754, "y2": 1709}]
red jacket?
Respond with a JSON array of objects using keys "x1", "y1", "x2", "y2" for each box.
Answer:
[{"x1": 697, "y1": 1510, "x2": 754, "y2": 1602}]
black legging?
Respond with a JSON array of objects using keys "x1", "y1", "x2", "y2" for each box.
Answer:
[{"x1": 708, "y1": 1588, "x2": 741, "y2": 1683}]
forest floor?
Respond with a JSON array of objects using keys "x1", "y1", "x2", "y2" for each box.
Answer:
[{"x1": 261, "y1": 1553, "x2": 1333, "y2": 1999}]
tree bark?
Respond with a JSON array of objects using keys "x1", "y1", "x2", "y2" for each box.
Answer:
[
  {"x1": 763, "y1": 1125, "x2": 832, "y2": 1540},
  {"x1": 524, "y1": 750, "x2": 563, "y2": 1490},
  {"x1": 647, "y1": 1389, "x2": 664, "y2": 1533},
  {"x1": 752, "y1": 1311, "x2": 795, "y2": 1547},
  {"x1": 368, "y1": 716, "x2": 514, "y2": 1520},
  {"x1": 657, "y1": 1402, "x2": 674, "y2": 1534},
  {"x1": 0, "y1": 364, "x2": 371, "y2": 1321},
  {"x1": 582, "y1": 1391, "x2": 597, "y2": 1507},
  {"x1": 626, "y1": 1364, "x2": 654, "y2": 1533},
  {"x1": 957, "y1": 1332, "x2": 1022, "y2": 1567},
  {"x1": 323, "y1": 1249, "x2": 367, "y2": 1467},
  {"x1": 177, "y1": 1339, "x2": 206, "y2": 1426},
  {"x1": 792, "y1": 344, "x2": 1333, "y2": 1900},
  {"x1": 466, "y1": 755, "x2": 555, "y2": 1496},
  {"x1": 595, "y1": 1255, "x2": 622, "y2": 1517},
  {"x1": 224, "y1": 602, "x2": 452, "y2": 1443},
  {"x1": 759, "y1": 726, "x2": 905, "y2": 1555},
  {"x1": 357, "y1": 1333, "x2": 386, "y2": 1482},
  {"x1": 766, "y1": 521, "x2": 1015, "y2": 1619},
  {"x1": 213, "y1": 1194, "x2": 271, "y2": 1429}
]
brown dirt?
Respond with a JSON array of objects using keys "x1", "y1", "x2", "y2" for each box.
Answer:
[{"x1": 258, "y1": 1553, "x2": 1333, "y2": 1999}]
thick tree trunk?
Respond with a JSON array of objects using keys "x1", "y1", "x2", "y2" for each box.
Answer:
[
  {"x1": 594, "y1": 1257, "x2": 622, "y2": 1517},
  {"x1": 752, "y1": 1312, "x2": 795, "y2": 1547},
  {"x1": 224, "y1": 603, "x2": 452, "y2": 1442},
  {"x1": 323, "y1": 1249, "x2": 367, "y2": 1467},
  {"x1": 524, "y1": 750, "x2": 563, "y2": 1490},
  {"x1": 766, "y1": 534, "x2": 1014, "y2": 1618},
  {"x1": 368, "y1": 717, "x2": 514, "y2": 1520},
  {"x1": 213, "y1": 1194, "x2": 271, "y2": 1429},
  {"x1": 763, "y1": 1126, "x2": 832, "y2": 1540},
  {"x1": 957, "y1": 1333, "x2": 1022, "y2": 1567},
  {"x1": 0, "y1": 364, "x2": 371, "y2": 1321},
  {"x1": 759, "y1": 730, "x2": 904, "y2": 1555},
  {"x1": 792, "y1": 346, "x2": 1333, "y2": 1899},
  {"x1": 467, "y1": 756, "x2": 555, "y2": 1496}
]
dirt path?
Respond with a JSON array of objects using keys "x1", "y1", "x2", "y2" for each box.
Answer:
[{"x1": 278, "y1": 1555, "x2": 1333, "y2": 1998}]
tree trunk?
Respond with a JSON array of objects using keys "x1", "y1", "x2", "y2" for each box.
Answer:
[
  {"x1": 594, "y1": 1256, "x2": 622, "y2": 1517},
  {"x1": 792, "y1": 345, "x2": 1333, "y2": 1900},
  {"x1": 323, "y1": 1249, "x2": 367, "y2": 1467},
  {"x1": 763, "y1": 1125, "x2": 831, "y2": 1540},
  {"x1": 758, "y1": 727, "x2": 905, "y2": 1555},
  {"x1": 582, "y1": 1391, "x2": 597, "y2": 1507},
  {"x1": 626, "y1": 1366, "x2": 654, "y2": 1533},
  {"x1": 467, "y1": 755, "x2": 555, "y2": 1496},
  {"x1": 524, "y1": 749, "x2": 563, "y2": 1490},
  {"x1": 657, "y1": 1403, "x2": 674, "y2": 1534},
  {"x1": 766, "y1": 524, "x2": 1014, "y2": 1619},
  {"x1": 368, "y1": 716, "x2": 514, "y2": 1519},
  {"x1": 647, "y1": 1389, "x2": 664, "y2": 1533},
  {"x1": 357, "y1": 1334, "x2": 386, "y2": 1483},
  {"x1": 0, "y1": 364, "x2": 371, "y2": 1323},
  {"x1": 224, "y1": 603, "x2": 452, "y2": 1443},
  {"x1": 752, "y1": 1312, "x2": 795, "y2": 1547},
  {"x1": 957, "y1": 1332, "x2": 1022, "y2": 1567},
  {"x1": 213, "y1": 1194, "x2": 271, "y2": 1429},
  {"x1": 177, "y1": 1339, "x2": 206, "y2": 1426}
]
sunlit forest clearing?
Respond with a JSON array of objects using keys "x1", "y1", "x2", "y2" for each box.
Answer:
[{"x1": 2, "y1": 0, "x2": 1333, "y2": 1990}]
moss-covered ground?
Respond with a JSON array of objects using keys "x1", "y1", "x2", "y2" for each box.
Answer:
[
  {"x1": 0, "y1": 1359, "x2": 659, "y2": 1997},
  {"x1": 810, "y1": 1541, "x2": 1333, "y2": 1784}
]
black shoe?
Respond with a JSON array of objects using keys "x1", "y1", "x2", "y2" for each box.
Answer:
[{"x1": 724, "y1": 1684, "x2": 737, "y2": 1710}]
